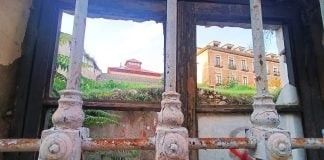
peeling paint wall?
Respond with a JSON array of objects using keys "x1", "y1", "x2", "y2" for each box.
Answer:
[
  {"x1": 198, "y1": 113, "x2": 305, "y2": 160},
  {"x1": 0, "y1": 0, "x2": 33, "y2": 140}
]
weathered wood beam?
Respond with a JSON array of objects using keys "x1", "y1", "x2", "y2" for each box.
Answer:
[
  {"x1": 58, "y1": 0, "x2": 166, "y2": 22},
  {"x1": 196, "y1": 105, "x2": 301, "y2": 113},
  {"x1": 44, "y1": 99, "x2": 161, "y2": 111},
  {"x1": 195, "y1": 2, "x2": 298, "y2": 25}
]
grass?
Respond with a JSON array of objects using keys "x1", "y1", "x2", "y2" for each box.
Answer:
[
  {"x1": 198, "y1": 81, "x2": 281, "y2": 104},
  {"x1": 52, "y1": 72, "x2": 163, "y2": 101}
]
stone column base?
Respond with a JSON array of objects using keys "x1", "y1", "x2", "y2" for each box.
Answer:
[
  {"x1": 155, "y1": 127, "x2": 189, "y2": 160},
  {"x1": 246, "y1": 127, "x2": 292, "y2": 160},
  {"x1": 38, "y1": 127, "x2": 89, "y2": 160}
]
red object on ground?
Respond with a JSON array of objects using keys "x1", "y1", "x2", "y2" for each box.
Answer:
[{"x1": 229, "y1": 148, "x2": 248, "y2": 160}]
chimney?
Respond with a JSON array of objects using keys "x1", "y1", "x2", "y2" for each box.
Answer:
[
  {"x1": 221, "y1": 43, "x2": 234, "y2": 50},
  {"x1": 125, "y1": 59, "x2": 142, "y2": 71},
  {"x1": 208, "y1": 41, "x2": 221, "y2": 47}
]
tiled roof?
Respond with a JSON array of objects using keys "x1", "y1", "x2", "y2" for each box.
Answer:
[{"x1": 108, "y1": 66, "x2": 161, "y2": 77}]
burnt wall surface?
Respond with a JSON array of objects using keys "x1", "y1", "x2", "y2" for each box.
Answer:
[
  {"x1": 299, "y1": 0, "x2": 324, "y2": 104},
  {"x1": 294, "y1": 0, "x2": 324, "y2": 159},
  {"x1": 0, "y1": 0, "x2": 32, "y2": 139}
]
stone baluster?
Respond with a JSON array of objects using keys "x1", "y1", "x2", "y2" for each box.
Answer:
[
  {"x1": 38, "y1": 0, "x2": 89, "y2": 159},
  {"x1": 247, "y1": 0, "x2": 292, "y2": 159},
  {"x1": 155, "y1": 0, "x2": 189, "y2": 159}
]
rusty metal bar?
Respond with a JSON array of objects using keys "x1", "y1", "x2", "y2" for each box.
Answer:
[
  {"x1": 81, "y1": 138, "x2": 256, "y2": 151},
  {"x1": 2, "y1": 138, "x2": 324, "y2": 152},
  {"x1": 0, "y1": 139, "x2": 40, "y2": 152},
  {"x1": 291, "y1": 138, "x2": 324, "y2": 149},
  {"x1": 250, "y1": 0, "x2": 269, "y2": 95},
  {"x1": 188, "y1": 138, "x2": 256, "y2": 149},
  {"x1": 82, "y1": 138, "x2": 156, "y2": 151}
]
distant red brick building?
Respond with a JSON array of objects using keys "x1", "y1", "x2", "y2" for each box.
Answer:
[{"x1": 97, "y1": 59, "x2": 162, "y2": 85}]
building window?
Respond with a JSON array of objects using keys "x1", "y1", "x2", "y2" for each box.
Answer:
[
  {"x1": 216, "y1": 73, "x2": 222, "y2": 84},
  {"x1": 229, "y1": 75, "x2": 235, "y2": 82},
  {"x1": 273, "y1": 66, "x2": 279, "y2": 76},
  {"x1": 228, "y1": 57, "x2": 236, "y2": 70},
  {"x1": 241, "y1": 60, "x2": 248, "y2": 71},
  {"x1": 215, "y1": 56, "x2": 222, "y2": 67},
  {"x1": 243, "y1": 76, "x2": 248, "y2": 85}
]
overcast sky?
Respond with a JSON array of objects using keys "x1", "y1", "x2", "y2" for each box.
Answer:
[{"x1": 60, "y1": 13, "x2": 278, "y2": 73}]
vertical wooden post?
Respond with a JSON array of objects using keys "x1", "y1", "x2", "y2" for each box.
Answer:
[
  {"x1": 320, "y1": 0, "x2": 324, "y2": 46},
  {"x1": 247, "y1": 0, "x2": 292, "y2": 159},
  {"x1": 177, "y1": 1, "x2": 197, "y2": 159},
  {"x1": 155, "y1": 0, "x2": 189, "y2": 159},
  {"x1": 38, "y1": 0, "x2": 89, "y2": 159}
]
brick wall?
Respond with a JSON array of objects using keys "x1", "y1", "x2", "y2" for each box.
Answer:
[{"x1": 197, "y1": 44, "x2": 280, "y2": 87}]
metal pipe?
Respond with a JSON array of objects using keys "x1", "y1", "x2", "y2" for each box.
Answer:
[
  {"x1": 0, "y1": 139, "x2": 40, "y2": 152},
  {"x1": 2, "y1": 138, "x2": 324, "y2": 152},
  {"x1": 188, "y1": 138, "x2": 256, "y2": 149},
  {"x1": 250, "y1": 0, "x2": 269, "y2": 95},
  {"x1": 291, "y1": 138, "x2": 324, "y2": 149},
  {"x1": 81, "y1": 138, "x2": 256, "y2": 151},
  {"x1": 82, "y1": 138, "x2": 156, "y2": 151},
  {"x1": 165, "y1": 0, "x2": 177, "y2": 92},
  {"x1": 66, "y1": 0, "x2": 88, "y2": 90}
]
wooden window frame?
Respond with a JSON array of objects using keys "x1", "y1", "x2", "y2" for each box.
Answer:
[
  {"x1": 42, "y1": 1, "x2": 167, "y2": 112},
  {"x1": 215, "y1": 73, "x2": 222, "y2": 84},
  {"x1": 242, "y1": 76, "x2": 248, "y2": 85},
  {"x1": 12, "y1": 0, "x2": 324, "y2": 159},
  {"x1": 215, "y1": 55, "x2": 221, "y2": 67}
]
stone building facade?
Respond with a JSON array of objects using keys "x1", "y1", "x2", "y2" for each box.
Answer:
[{"x1": 197, "y1": 41, "x2": 281, "y2": 87}]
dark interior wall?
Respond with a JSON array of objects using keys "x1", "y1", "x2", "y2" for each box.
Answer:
[
  {"x1": 301, "y1": 0, "x2": 324, "y2": 105},
  {"x1": 0, "y1": 0, "x2": 32, "y2": 138},
  {"x1": 0, "y1": 0, "x2": 33, "y2": 159},
  {"x1": 293, "y1": 0, "x2": 324, "y2": 159}
]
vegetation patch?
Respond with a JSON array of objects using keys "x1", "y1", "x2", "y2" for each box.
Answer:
[
  {"x1": 198, "y1": 81, "x2": 281, "y2": 105},
  {"x1": 52, "y1": 73, "x2": 163, "y2": 101}
]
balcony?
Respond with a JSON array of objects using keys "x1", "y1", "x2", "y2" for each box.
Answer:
[
  {"x1": 241, "y1": 68, "x2": 249, "y2": 72},
  {"x1": 214, "y1": 64, "x2": 223, "y2": 68},
  {"x1": 228, "y1": 64, "x2": 237, "y2": 70}
]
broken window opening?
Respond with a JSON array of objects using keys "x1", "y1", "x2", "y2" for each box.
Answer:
[
  {"x1": 196, "y1": 24, "x2": 299, "y2": 106},
  {"x1": 42, "y1": 1, "x2": 167, "y2": 158},
  {"x1": 49, "y1": 11, "x2": 165, "y2": 103}
]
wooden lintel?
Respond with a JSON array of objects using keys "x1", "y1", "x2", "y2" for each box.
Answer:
[
  {"x1": 196, "y1": 104, "x2": 301, "y2": 113},
  {"x1": 43, "y1": 99, "x2": 161, "y2": 111}
]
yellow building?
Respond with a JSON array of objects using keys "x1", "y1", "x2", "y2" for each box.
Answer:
[{"x1": 197, "y1": 41, "x2": 281, "y2": 87}]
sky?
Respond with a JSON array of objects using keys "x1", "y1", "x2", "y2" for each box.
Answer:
[{"x1": 60, "y1": 13, "x2": 278, "y2": 73}]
